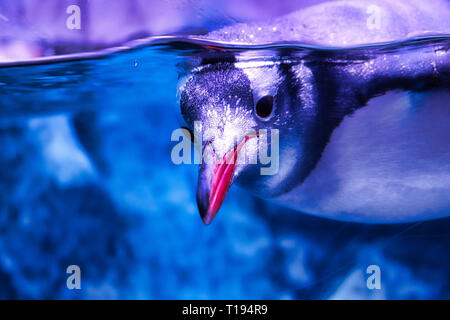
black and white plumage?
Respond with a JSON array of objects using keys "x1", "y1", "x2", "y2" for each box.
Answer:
[{"x1": 178, "y1": 0, "x2": 450, "y2": 224}]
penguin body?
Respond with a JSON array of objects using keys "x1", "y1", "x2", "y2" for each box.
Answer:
[
  {"x1": 204, "y1": 0, "x2": 450, "y2": 47},
  {"x1": 275, "y1": 90, "x2": 450, "y2": 222}
]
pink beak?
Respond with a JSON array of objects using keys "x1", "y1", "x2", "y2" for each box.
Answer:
[{"x1": 197, "y1": 134, "x2": 257, "y2": 225}]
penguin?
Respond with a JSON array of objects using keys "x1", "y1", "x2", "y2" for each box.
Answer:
[{"x1": 177, "y1": 0, "x2": 450, "y2": 225}]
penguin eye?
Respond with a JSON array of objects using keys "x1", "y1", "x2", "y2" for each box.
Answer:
[{"x1": 255, "y1": 95, "x2": 274, "y2": 119}]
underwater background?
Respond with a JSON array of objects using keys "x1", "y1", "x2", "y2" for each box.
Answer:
[{"x1": 0, "y1": 0, "x2": 449, "y2": 299}]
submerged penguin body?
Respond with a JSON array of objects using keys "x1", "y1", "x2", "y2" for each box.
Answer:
[
  {"x1": 178, "y1": 0, "x2": 450, "y2": 224},
  {"x1": 274, "y1": 90, "x2": 450, "y2": 223}
]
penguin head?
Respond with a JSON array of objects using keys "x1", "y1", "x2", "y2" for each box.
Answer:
[{"x1": 178, "y1": 54, "x2": 311, "y2": 225}]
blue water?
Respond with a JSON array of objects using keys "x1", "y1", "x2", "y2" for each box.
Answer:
[{"x1": 0, "y1": 37, "x2": 449, "y2": 299}]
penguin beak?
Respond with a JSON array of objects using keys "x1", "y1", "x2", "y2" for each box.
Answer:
[{"x1": 197, "y1": 134, "x2": 257, "y2": 225}]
